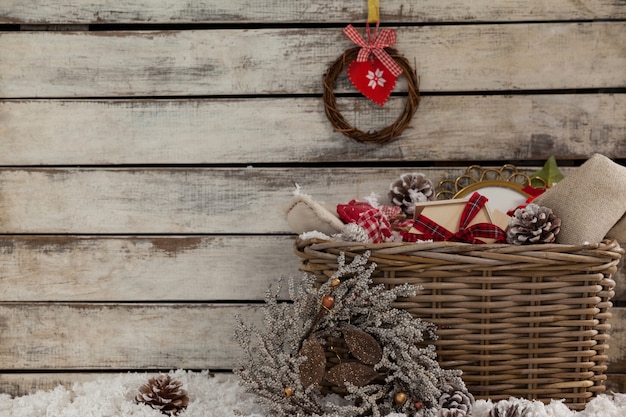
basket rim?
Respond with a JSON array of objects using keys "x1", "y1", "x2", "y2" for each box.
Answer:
[
  {"x1": 294, "y1": 238, "x2": 623, "y2": 273},
  {"x1": 295, "y1": 237, "x2": 623, "y2": 256},
  {"x1": 296, "y1": 237, "x2": 621, "y2": 249}
]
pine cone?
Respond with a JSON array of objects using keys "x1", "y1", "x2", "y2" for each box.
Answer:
[
  {"x1": 506, "y1": 203, "x2": 561, "y2": 245},
  {"x1": 438, "y1": 389, "x2": 474, "y2": 417},
  {"x1": 135, "y1": 374, "x2": 189, "y2": 416},
  {"x1": 389, "y1": 173, "x2": 435, "y2": 215},
  {"x1": 438, "y1": 409, "x2": 467, "y2": 417},
  {"x1": 336, "y1": 222, "x2": 370, "y2": 242},
  {"x1": 489, "y1": 402, "x2": 529, "y2": 417}
]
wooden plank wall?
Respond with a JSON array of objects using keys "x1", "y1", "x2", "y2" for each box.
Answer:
[{"x1": 1, "y1": 0, "x2": 625, "y2": 395}]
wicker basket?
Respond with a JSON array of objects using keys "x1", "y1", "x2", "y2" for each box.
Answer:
[{"x1": 295, "y1": 238, "x2": 623, "y2": 410}]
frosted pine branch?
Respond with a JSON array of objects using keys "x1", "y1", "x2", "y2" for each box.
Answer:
[{"x1": 234, "y1": 251, "x2": 471, "y2": 417}]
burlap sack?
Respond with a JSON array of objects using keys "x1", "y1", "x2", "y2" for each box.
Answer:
[
  {"x1": 607, "y1": 214, "x2": 626, "y2": 241},
  {"x1": 533, "y1": 153, "x2": 626, "y2": 244}
]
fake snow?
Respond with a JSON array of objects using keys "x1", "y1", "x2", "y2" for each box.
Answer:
[{"x1": 0, "y1": 370, "x2": 625, "y2": 417}]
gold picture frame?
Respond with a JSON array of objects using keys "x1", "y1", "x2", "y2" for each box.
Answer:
[{"x1": 436, "y1": 165, "x2": 546, "y2": 215}]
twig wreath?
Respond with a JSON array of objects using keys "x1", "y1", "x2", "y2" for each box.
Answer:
[
  {"x1": 322, "y1": 1, "x2": 420, "y2": 145},
  {"x1": 322, "y1": 46, "x2": 420, "y2": 144}
]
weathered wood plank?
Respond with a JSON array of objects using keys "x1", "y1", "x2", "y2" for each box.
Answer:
[
  {"x1": 2, "y1": 23, "x2": 625, "y2": 98},
  {"x1": 0, "y1": 235, "x2": 298, "y2": 302},
  {"x1": 0, "y1": 234, "x2": 623, "y2": 302},
  {"x1": 0, "y1": 303, "x2": 260, "y2": 370},
  {"x1": 606, "y1": 373, "x2": 626, "y2": 393},
  {"x1": 0, "y1": 167, "x2": 550, "y2": 234},
  {"x1": 614, "y1": 259, "x2": 626, "y2": 301},
  {"x1": 0, "y1": 372, "x2": 121, "y2": 397},
  {"x1": 607, "y1": 307, "x2": 626, "y2": 374},
  {"x1": 2, "y1": 0, "x2": 624, "y2": 24},
  {"x1": 2, "y1": 94, "x2": 625, "y2": 165},
  {"x1": 1, "y1": 303, "x2": 624, "y2": 372}
]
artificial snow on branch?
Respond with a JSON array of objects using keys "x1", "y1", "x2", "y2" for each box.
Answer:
[{"x1": 234, "y1": 252, "x2": 472, "y2": 417}]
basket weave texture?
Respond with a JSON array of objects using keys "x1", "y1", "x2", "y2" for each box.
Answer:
[{"x1": 295, "y1": 238, "x2": 623, "y2": 410}]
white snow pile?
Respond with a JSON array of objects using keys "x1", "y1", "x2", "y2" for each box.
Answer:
[{"x1": 0, "y1": 370, "x2": 625, "y2": 417}]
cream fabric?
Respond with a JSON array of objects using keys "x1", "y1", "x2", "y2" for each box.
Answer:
[
  {"x1": 285, "y1": 194, "x2": 344, "y2": 235},
  {"x1": 607, "y1": 213, "x2": 626, "y2": 241},
  {"x1": 533, "y1": 153, "x2": 626, "y2": 244}
]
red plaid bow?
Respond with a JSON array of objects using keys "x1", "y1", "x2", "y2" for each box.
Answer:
[
  {"x1": 411, "y1": 192, "x2": 506, "y2": 244},
  {"x1": 343, "y1": 24, "x2": 403, "y2": 77}
]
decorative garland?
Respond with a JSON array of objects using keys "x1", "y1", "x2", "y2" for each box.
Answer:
[{"x1": 322, "y1": 46, "x2": 420, "y2": 144}]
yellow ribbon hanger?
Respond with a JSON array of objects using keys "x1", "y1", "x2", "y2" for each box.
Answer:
[{"x1": 367, "y1": 0, "x2": 380, "y2": 24}]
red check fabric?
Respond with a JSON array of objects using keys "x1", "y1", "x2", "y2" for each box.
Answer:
[
  {"x1": 410, "y1": 192, "x2": 506, "y2": 244},
  {"x1": 343, "y1": 24, "x2": 403, "y2": 77},
  {"x1": 336, "y1": 200, "x2": 396, "y2": 243},
  {"x1": 356, "y1": 208, "x2": 393, "y2": 243}
]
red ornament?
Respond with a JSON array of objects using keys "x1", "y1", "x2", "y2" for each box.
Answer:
[
  {"x1": 321, "y1": 295, "x2": 335, "y2": 310},
  {"x1": 343, "y1": 24, "x2": 402, "y2": 107},
  {"x1": 337, "y1": 200, "x2": 376, "y2": 223},
  {"x1": 414, "y1": 400, "x2": 423, "y2": 410},
  {"x1": 347, "y1": 57, "x2": 398, "y2": 106}
]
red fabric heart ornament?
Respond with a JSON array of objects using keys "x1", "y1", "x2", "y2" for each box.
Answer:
[
  {"x1": 347, "y1": 57, "x2": 398, "y2": 106},
  {"x1": 337, "y1": 200, "x2": 375, "y2": 223}
]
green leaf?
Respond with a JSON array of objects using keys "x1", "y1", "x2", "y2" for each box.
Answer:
[{"x1": 530, "y1": 156, "x2": 563, "y2": 188}]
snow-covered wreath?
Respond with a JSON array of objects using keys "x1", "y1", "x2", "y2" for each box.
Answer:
[{"x1": 234, "y1": 252, "x2": 473, "y2": 417}]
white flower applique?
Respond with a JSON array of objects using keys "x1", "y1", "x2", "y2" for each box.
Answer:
[{"x1": 366, "y1": 68, "x2": 386, "y2": 89}]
